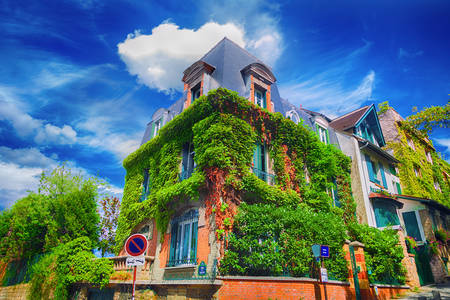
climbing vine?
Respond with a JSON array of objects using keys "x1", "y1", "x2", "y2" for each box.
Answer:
[
  {"x1": 115, "y1": 88, "x2": 357, "y2": 253},
  {"x1": 385, "y1": 121, "x2": 450, "y2": 207}
]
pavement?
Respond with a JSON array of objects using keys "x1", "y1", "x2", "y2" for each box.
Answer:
[{"x1": 399, "y1": 282, "x2": 450, "y2": 299}]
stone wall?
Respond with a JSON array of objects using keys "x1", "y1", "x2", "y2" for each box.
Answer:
[{"x1": 0, "y1": 283, "x2": 29, "y2": 300}]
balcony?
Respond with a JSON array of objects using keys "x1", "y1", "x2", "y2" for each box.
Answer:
[{"x1": 252, "y1": 167, "x2": 276, "y2": 185}]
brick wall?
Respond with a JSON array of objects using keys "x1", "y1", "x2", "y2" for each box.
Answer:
[{"x1": 218, "y1": 276, "x2": 352, "y2": 300}]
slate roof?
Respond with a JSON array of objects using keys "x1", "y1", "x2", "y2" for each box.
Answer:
[{"x1": 329, "y1": 106, "x2": 370, "y2": 132}]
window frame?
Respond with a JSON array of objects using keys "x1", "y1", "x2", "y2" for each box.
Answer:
[
  {"x1": 254, "y1": 88, "x2": 266, "y2": 109},
  {"x1": 191, "y1": 83, "x2": 201, "y2": 103},
  {"x1": 168, "y1": 209, "x2": 199, "y2": 267}
]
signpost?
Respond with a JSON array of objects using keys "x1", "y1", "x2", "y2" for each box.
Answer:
[
  {"x1": 198, "y1": 261, "x2": 207, "y2": 276},
  {"x1": 311, "y1": 244, "x2": 330, "y2": 300},
  {"x1": 125, "y1": 234, "x2": 148, "y2": 300}
]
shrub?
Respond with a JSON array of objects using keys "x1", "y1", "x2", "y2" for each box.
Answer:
[{"x1": 220, "y1": 203, "x2": 348, "y2": 280}]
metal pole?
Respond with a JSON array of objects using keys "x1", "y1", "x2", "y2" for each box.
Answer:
[
  {"x1": 321, "y1": 257, "x2": 328, "y2": 300},
  {"x1": 132, "y1": 266, "x2": 137, "y2": 300}
]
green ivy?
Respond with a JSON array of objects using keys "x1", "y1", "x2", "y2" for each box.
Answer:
[
  {"x1": 385, "y1": 122, "x2": 450, "y2": 207},
  {"x1": 348, "y1": 222, "x2": 406, "y2": 284},
  {"x1": 219, "y1": 203, "x2": 349, "y2": 280},
  {"x1": 116, "y1": 88, "x2": 357, "y2": 252}
]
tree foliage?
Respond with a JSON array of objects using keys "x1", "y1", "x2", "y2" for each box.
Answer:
[
  {"x1": 219, "y1": 203, "x2": 349, "y2": 280},
  {"x1": 0, "y1": 165, "x2": 100, "y2": 260},
  {"x1": 405, "y1": 101, "x2": 450, "y2": 134},
  {"x1": 28, "y1": 237, "x2": 113, "y2": 300},
  {"x1": 99, "y1": 196, "x2": 121, "y2": 257},
  {"x1": 348, "y1": 223, "x2": 406, "y2": 284}
]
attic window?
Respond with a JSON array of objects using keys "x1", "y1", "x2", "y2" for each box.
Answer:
[
  {"x1": 286, "y1": 110, "x2": 300, "y2": 124},
  {"x1": 254, "y1": 88, "x2": 266, "y2": 109},
  {"x1": 191, "y1": 83, "x2": 201, "y2": 103}
]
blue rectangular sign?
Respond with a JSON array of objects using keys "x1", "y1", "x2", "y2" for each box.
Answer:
[{"x1": 320, "y1": 245, "x2": 329, "y2": 258}]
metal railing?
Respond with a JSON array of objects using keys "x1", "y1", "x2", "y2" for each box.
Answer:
[
  {"x1": 252, "y1": 167, "x2": 276, "y2": 185},
  {"x1": 166, "y1": 257, "x2": 197, "y2": 267}
]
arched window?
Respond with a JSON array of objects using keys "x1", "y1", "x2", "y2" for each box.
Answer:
[{"x1": 286, "y1": 110, "x2": 300, "y2": 124}]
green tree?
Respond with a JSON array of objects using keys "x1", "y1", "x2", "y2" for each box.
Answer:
[
  {"x1": 0, "y1": 165, "x2": 101, "y2": 260},
  {"x1": 405, "y1": 101, "x2": 450, "y2": 134},
  {"x1": 98, "y1": 196, "x2": 121, "y2": 257}
]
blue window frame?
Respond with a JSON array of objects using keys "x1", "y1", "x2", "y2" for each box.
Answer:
[
  {"x1": 140, "y1": 170, "x2": 150, "y2": 202},
  {"x1": 373, "y1": 200, "x2": 400, "y2": 228},
  {"x1": 254, "y1": 89, "x2": 266, "y2": 108},
  {"x1": 180, "y1": 143, "x2": 195, "y2": 181},
  {"x1": 168, "y1": 210, "x2": 198, "y2": 267}
]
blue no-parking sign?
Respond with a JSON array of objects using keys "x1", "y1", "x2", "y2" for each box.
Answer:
[{"x1": 125, "y1": 234, "x2": 148, "y2": 257}]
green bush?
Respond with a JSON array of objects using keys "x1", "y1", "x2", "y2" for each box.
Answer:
[
  {"x1": 219, "y1": 203, "x2": 348, "y2": 280},
  {"x1": 348, "y1": 223, "x2": 406, "y2": 284},
  {"x1": 28, "y1": 237, "x2": 113, "y2": 300}
]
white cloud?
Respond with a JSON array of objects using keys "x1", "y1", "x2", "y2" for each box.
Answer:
[
  {"x1": 0, "y1": 147, "x2": 58, "y2": 168},
  {"x1": 118, "y1": 22, "x2": 246, "y2": 94},
  {"x1": 0, "y1": 89, "x2": 77, "y2": 145},
  {"x1": 435, "y1": 138, "x2": 450, "y2": 152}
]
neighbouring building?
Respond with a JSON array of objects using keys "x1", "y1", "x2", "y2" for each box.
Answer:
[{"x1": 378, "y1": 106, "x2": 450, "y2": 284}]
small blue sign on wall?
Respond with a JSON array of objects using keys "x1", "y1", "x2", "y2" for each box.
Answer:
[
  {"x1": 320, "y1": 245, "x2": 330, "y2": 258},
  {"x1": 198, "y1": 261, "x2": 207, "y2": 276}
]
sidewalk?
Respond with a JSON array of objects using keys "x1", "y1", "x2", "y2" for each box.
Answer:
[{"x1": 399, "y1": 282, "x2": 450, "y2": 299}]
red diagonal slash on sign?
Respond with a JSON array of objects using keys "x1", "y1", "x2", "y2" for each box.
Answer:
[{"x1": 131, "y1": 239, "x2": 143, "y2": 252}]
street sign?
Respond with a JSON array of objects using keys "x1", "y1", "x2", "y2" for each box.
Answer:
[
  {"x1": 320, "y1": 245, "x2": 330, "y2": 258},
  {"x1": 198, "y1": 261, "x2": 207, "y2": 276},
  {"x1": 320, "y1": 267, "x2": 328, "y2": 283},
  {"x1": 312, "y1": 244, "x2": 321, "y2": 257},
  {"x1": 126, "y1": 256, "x2": 145, "y2": 267},
  {"x1": 125, "y1": 234, "x2": 148, "y2": 257}
]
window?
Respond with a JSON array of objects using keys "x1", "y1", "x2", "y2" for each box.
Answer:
[
  {"x1": 414, "y1": 166, "x2": 421, "y2": 177},
  {"x1": 389, "y1": 165, "x2": 397, "y2": 176},
  {"x1": 140, "y1": 170, "x2": 150, "y2": 202},
  {"x1": 153, "y1": 118, "x2": 162, "y2": 137},
  {"x1": 426, "y1": 151, "x2": 433, "y2": 164},
  {"x1": 365, "y1": 155, "x2": 380, "y2": 185},
  {"x1": 191, "y1": 84, "x2": 201, "y2": 103},
  {"x1": 393, "y1": 181, "x2": 402, "y2": 194},
  {"x1": 434, "y1": 180, "x2": 441, "y2": 192},
  {"x1": 286, "y1": 110, "x2": 300, "y2": 124},
  {"x1": 168, "y1": 210, "x2": 198, "y2": 266},
  {"x1": 254, "y1": 88, "x2": 266, "y2": 108},
  {"x1": 373, "y1": 200, "x2": 400, "y2": 228},
  {"x1": 316, "y1": 124, "x2": 329, "y2": 144},
  {"x1": 402, "y1": 211, "x2": 424, "y2": 242},
  {"x1": 330, "y1": 178, "x2": 340, "y2": 207},
  {"x1": 252, "y1": 143, "x2": 275, "y2": 184},
  {"x1": 180, "y1": 143, "x2": 195, "y2": 181},
  {"x1": 407, "y1": 138, "x2": 415, "y2": 150}
]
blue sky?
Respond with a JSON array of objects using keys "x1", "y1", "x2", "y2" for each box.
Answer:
[{"x1": 0, "y1": 0, "x2": 449, "y2": 209}]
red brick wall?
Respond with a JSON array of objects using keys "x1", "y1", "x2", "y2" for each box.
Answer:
[
  {"x1": 218, "y1": 277, "x2": 353, "y2": 300},
  {"x1": 159, "y1": 233, "x2": 170, "y2": 268},
  {"x1": 147, "y1": 219, "x2": 158, "y2": 257},
  {"x1": 217, "y1": 277, "x2": 409, "y2": 300},
  {"x1": 196, "y1": 226, "x2": 210, "y2": 264}
]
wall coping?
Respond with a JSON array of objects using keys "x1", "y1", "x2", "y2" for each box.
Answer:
[
  {"x1": 217, "y1": 276, "x2": 350, "y2": 286},
  {"x1": 108, "y1": 279, "x2": 223, "y2": 286},
  {"x1": 370, "y1": 283, "x2": 410, "y2": 289}
]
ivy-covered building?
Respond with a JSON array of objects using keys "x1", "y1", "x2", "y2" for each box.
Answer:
[
  {"x1": 378, "y1": 106, "x2": 450, "y2": 284},
  {"x1": 114, "y1": 38, "x2": 364, "y2": 297}
]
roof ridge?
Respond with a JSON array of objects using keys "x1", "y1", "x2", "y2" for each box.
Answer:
[{"x1": 330, "y1": 105, "x2": 370, "y2": 123}]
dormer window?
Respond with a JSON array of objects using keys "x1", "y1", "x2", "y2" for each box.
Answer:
[
  {"x1": 286, "y1": 110, "x2": 300, "y2": 124},
  {"x1": 316, "y1": 124, "x2": 329, "y2": 144},
  {"x1": 254, "y1": 88, "x2": 266, "y2": 108},
  {"x1": 191, "y1": 83, "x2": 201, "y2": 103},
  {"x1": 153, "y1": 118, "x2": 162, "y2": 136}
]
